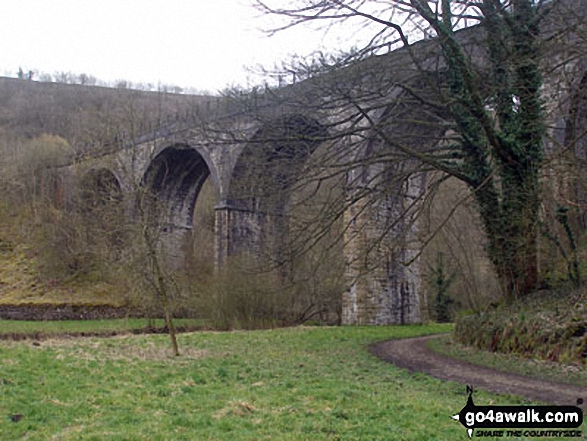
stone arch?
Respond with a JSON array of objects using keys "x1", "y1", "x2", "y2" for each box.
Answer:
[
  {"x1": 227, "y1": 114, "x2": 328, "y2": 213},
  {"x1": 216, "y1": 115, "x2": 328, "y2": 262},
  {"x1": 141, "y1": 144, "x2": 218, "y2": 268},
  {"x1": 142, "y1": 143, "x2": 217, "y2": 228},
  {"x1": 148, "y1": 142, "x2": 222, "y2": 200}
]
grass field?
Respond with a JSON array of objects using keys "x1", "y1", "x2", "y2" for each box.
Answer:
[{"x1": 0, "y1": 323, "x2": 583, "y2": 440}]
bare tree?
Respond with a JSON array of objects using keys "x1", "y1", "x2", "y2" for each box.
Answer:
[{"x1": 244, "y1": 0, "x2": 587, "y2": 301}]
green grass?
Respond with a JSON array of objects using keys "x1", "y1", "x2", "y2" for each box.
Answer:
[
  {"x1": 0, "y1": 318, "x2": 207, "y2": 337},
  {"x1": 0, "y1": 323, "x2": 581, "y2": 440},
  {"x1": 427, "y1": 334, "x2": 587, "y2": 387}
]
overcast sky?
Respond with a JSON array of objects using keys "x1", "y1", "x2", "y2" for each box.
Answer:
[{"x1": 0, "y1": 0, "x2": 355, "y2": 93}]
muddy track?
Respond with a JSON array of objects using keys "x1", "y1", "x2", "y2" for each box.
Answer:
[{"x1": 371, "y1": 335, "x2": 587, "y2": 408}]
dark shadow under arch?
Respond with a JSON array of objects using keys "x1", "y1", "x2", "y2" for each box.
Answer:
[
  {"x1": 143, "y1": 144, "x2": 213, "y2": 228},
  {"x1": 227, "y1": 114, "x2": 328, "y2": 214}
]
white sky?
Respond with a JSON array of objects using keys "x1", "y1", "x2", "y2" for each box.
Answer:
[{"x1": 0, "y1": 0, "x2": 356, "y2": 93}]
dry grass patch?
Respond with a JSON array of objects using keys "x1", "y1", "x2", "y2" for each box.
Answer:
[{"x1": 32, "y1": 334, "x2": 210, "y2": 362}]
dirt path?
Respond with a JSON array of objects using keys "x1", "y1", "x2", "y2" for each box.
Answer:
[{"x1": 371, "y1": 335, "x2": 587, "y2": 408}]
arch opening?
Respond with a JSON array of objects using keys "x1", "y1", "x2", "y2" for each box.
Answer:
[
  {"x1": 219, "y1": 115, "x2": 329, "y2": 264},
  {"x1": 143, "y1": 145, "x2": 212, "y2": 227},
  {"x1": 142, "y1": 144, "x2": 217, "y2": 271},
  {"x1": 217, "y1": 115, "x2": 347, "y2": 323},
  {"x1": 228, "y1": 115, "x2": 328, "y2": 214}
]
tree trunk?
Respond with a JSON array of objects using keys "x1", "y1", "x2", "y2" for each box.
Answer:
[
  {"x1": 477, "y1": 173, "x2": 541, "y2": 301},
  {"x1": 164, "y1": 305, "x2": 180, "y2": 356}
]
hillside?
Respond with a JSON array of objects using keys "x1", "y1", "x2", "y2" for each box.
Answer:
[
  {"x1": 0, "y1": 76, "x2": 217, "y2": 147},
  {"x1": 0, "y1": 200, "x2": 124, "y2": 309}
]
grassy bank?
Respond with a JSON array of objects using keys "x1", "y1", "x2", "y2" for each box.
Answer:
[
  {"x1": 455, "y1": 287, "x2": 587, "y2": 365},
  {"x1": 427, "y1": 334, "x2": 587, "y2": 387}
]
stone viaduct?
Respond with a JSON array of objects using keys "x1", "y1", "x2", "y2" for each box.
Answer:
[{"x1": 56, "y1": 2, "x2": 586, "y2": 325}]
